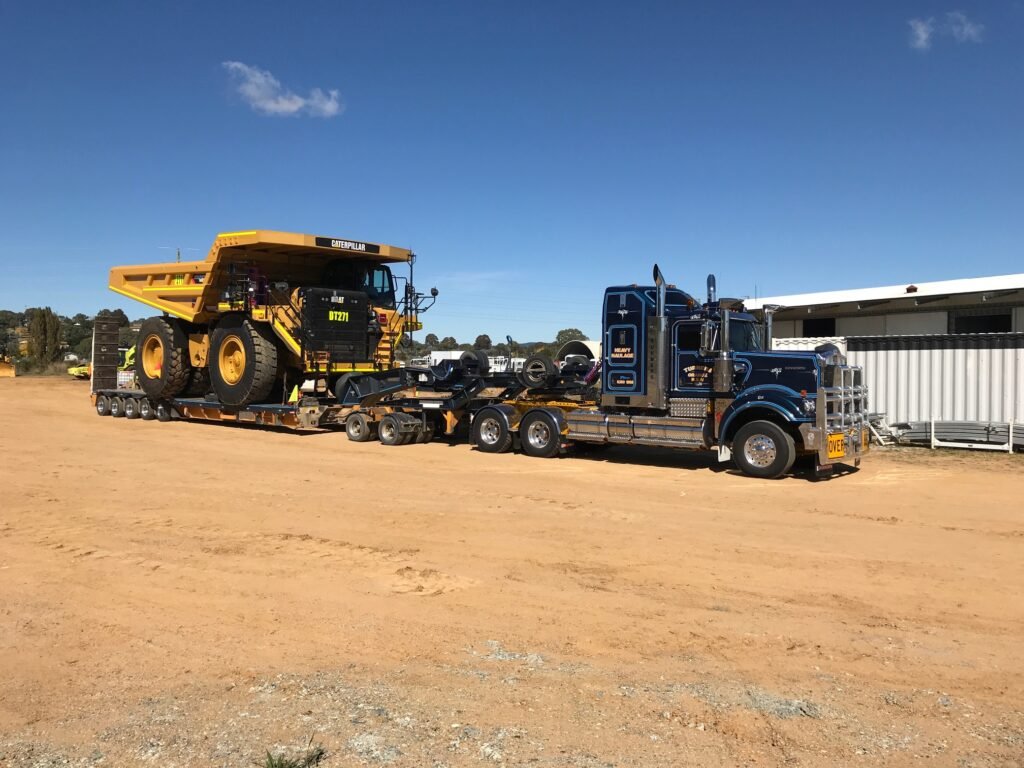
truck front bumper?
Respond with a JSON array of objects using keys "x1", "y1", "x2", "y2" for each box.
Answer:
[
  {"x1": 800, "y1": 364, "x2": 870, "y2": 467},
  {"x1": 799, "y1": 422, "x2": 870, "y2": 466}
]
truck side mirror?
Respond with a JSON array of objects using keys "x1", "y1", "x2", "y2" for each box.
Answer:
[{"x1": 699, "y1": 322, "x2": 715, "y2": 357}]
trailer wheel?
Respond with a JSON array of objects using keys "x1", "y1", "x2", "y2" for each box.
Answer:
[
  {"x1": 378, "y1": 414, "x2": 405, "y2": 446},
  {"x1": 519, "y1": 411, "x2": 561, "y2": 458},
  {"x1": 123, "y1": 397, "x2": 141, "y2": 419},
  {"x1": 519, "y1": 354, "x2": 556, "y2": 389},
  {"x1": 156, "y1": 402, "x2": 173, "y2": 422},
  {"x1": 109, "y1": 396, "x2": 126, "y2": 418},
  {"x1": 136, "y1": 316, "x2": 191, "y2": 400},
  {"x1": 472, "y1": 409, "x2": 512, "y2": 453},
  {"x1": 209, "y1": 316, "x2": 279, "y2": 407},
  {"x1": 459, "y1": 350, "x2": 490, "y2": 376},
  {"x1": 345, "y1": 412, "x2": 374, "y2": 442},
  {"x1": 95, "y1": 395, "x2": 111, "y2": 416},
  {"x1": 139, "y1": 398, "x2": 156, "y2": 420},
  {"x1": 416, "y1": 419, "x2": 436, "y2": 443},
  {"x1": 732, "y1": 420, "x2": 796, "y2": 479}
]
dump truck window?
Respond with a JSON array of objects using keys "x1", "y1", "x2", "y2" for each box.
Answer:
[{"x1": 365, "y1": 267, "x2": 396, "y2": 308}]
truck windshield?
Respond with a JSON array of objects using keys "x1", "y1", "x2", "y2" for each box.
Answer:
[
  {"x1": 731, "y1": 320, "x2": 763, "y2": 352},
  {"x1": 364, "y1": 266, "x2": 396, "y2": 309}
]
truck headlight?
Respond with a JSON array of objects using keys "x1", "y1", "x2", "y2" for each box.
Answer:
[{"x1": 802, "y1": 399, "x2": 816, "y2": 414}]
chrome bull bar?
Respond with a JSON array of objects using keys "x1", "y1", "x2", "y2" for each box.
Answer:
[{"x1": 800, "y1": 364, "x2": 871, "y2": 466}]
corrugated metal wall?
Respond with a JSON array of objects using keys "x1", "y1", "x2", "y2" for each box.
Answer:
[
  {"x1": 847, "y1": 334, "x2": 1024, "y2": 424},
  {"x1": 772, "y1": 334, "x2": 1024, "y2": 423}
]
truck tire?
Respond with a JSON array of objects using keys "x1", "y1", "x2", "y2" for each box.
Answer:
[
  {"x1": 472, "y1": 409, "x2": 512, "y2": 454},
  {"x1": 183, "y1": 365, "x2": 211, "y2": 397},
  {"x1": 378, "y1": 414, "x2": 405, "y2": 446},
  {"x1": 345, "y1": 412, "x2": 374, "y2": 442},
  {"x1": 519, "y1": 410, "x2": 561, "y2": 458},
  {"x1": 156, "y1": 402, "x2": 173, "y2": 422},
  {"x1": 124, "y1": 397, "x2": 141, "y2": 419},
  {"x1": 139, "y1": 398, "x2": 156, "y2": 420},
  {"x1": 209, "y1": 316, "x2": 279, "y2": 407},
  {"x1": 136, "y1": 316, "x2": 191, "y2": 400},
  {"x1": 459, "y1": 350, "x2": 490, "y2": 376},
  {"x1": 416, "y1": 419, "x2": 436, "y2": 443},
  {"x1": 95, "y1": 395, "x2": 111, "y2": 416},
  {"x1": 733, "y1": 420, "x2": 796, "y2": 479},
  {"x1": 110, "y1": 396, "x2": 125, "y2": 418},
  {"x1": 519, "y1": 354, "x2": 556, "y2": 389}
]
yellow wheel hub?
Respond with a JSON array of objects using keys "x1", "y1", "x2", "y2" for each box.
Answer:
[
  {"x1": 141, "y1": 334, "x2": 164, "y2": 379},
  {"x1": 218, "y1": 335, "x2": 246, "y2": 385}
]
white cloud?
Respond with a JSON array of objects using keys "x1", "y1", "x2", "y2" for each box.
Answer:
[
  {"x1": 908, "y1": 11, "x2": 984, "y2": 51},
  {"x1": 946, "y1": 11, "x2": 984, "y2": 43},
  {"x1": 222, "y1": 61, "x2": 343, "y2": 118},
  {"x1": 908, "y1": 17, "x2": 935, "y2": 50}
]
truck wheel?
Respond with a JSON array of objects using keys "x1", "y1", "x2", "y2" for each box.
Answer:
[
  {"x1": 124, "y1": 397, "x2": 141, "y2": 419},
  {"x1": 110, "y1": 396, "x2": 125, "y2": 418},
  {"x1": 139, "y1": 398, "x2": 156, "y2": 420},
  {"x1": 136, "y1": 316, "x2": 191, "y2": 400},
  {"x1": 519, "y1": 410, "x2": 561, "y2": 458},
  {"x1": 459, "y1": 350, "x2": 490, "y2": 376},
  {"x1": 183, "y1": 365, "x2": 210, "y2": 397},
  {"x1": 156, "y1": 402, "x2": 173, "y2": 422},
  {"x1": 345, "y1": 412, "x2": 374, "y2": 442},
  {"x1": 733, "y1": 420, "x2": 796, "y2": 479},
  {"x1": 209, "y1": 316, "x2": 279, "y2": 407},
  {"x1": 95, "y1": 395, "x2": 111, "y2": 416},
  {"x1": 472, "y1": 409, "x2": 512, "y2": 453},
  {"x1": 378, "y1": 414, "x2": 405, "y2": 446},
  {"x1": 519, "y1": 354, "x2": 556, "y2": 389},
  {"x1": 416, "y1": 419, "x2": 436, "y2": 443}
]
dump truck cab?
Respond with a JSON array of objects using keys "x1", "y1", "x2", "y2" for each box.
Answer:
[{"x1": 110, "y1": 230, "x2": 434, "y2": 408}]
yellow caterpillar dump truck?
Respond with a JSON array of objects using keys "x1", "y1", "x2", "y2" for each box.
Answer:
[{"x1": 107, "y1": 230, "x2": 434, "y2": 409}]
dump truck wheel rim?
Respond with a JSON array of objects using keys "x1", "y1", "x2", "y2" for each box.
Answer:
[
  {"x1": 743, "y1": 434, "x2": 777, "y2": 468},
  {"x1": 478, "y1": 416, "x2": 502, "y2": 446},
  {"x1": 142, "y1": 335, "x2": 164, "y2": 379},
  {"x1": 218, "y1": 335, "x2": 246, "y2": 385},
  {"x1": 526, "y1": 419, "x2": 552, "y2": 449}
]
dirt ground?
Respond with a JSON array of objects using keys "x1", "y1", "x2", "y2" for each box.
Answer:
[{"x1": 1, "y1": 378, "x2": 1022, "y2": 768}]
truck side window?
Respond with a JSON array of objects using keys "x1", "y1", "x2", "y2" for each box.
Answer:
[
  {"x1": 676, "y1": 323, "x2": 701, "y2": 352},
  {"x1": 364, "y1": 267, "x2": 396, "y2": 308}
]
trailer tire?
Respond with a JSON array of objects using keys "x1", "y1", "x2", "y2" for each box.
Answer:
[
  {"x1": 378, "y1": 414, "x2": 405, "y2": 446},
  {"x1": 124, "y1": 397, "x2": 141, "y2": 419},
  {"x1": 136, "y1": 316, "x2": 191, "y2": 400},
  {"x1": 209, "y1": 316, "x2": 279, "y2": 407},
  {"x1": 519, "y1": 410, "x2": 561, "y2": 458},
  {"x1": 732, "y1": 420, "x2": 796, "y2": 479},
  {"x1": 416, "y1": 419, "x2": 436, "y2": 443},
  {"x1": 472, "y1": 409, "x2": 512, "y2": 454},
  {"x1": 110, "y1": 396, "x2": 126, "y2": 418},
  {"x1": 459, "y1": 350, "x2": 490, "y2": 376},
  {"x1": 345, "y1": 412, "x2": 374, "y2": 442},
  {"x1": 156, "y1": 402, "x2": 173, "y2": 422},
  {"x1": 519, "y1": 354, "x2": 556, "y2": 389},
  {"x1": 95, "y1": 395, "x2": 111, "y2": 416},
  {"x1": 139, "y1": 398, "x2": 156, "y2": 420}
]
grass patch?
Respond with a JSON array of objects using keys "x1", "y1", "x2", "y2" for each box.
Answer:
[{"x1": 262, "y1": 742, "x2": 327, "y2": 768}]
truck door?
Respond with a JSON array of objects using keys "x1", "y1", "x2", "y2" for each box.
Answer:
[{"x1": 673, "y1": 321, "x2": 714, "y2": 394}]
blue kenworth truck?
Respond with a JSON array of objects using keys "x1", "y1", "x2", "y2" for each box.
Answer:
[{"x1": 332, "y1": 265, "x2": 871, "y2": 479}]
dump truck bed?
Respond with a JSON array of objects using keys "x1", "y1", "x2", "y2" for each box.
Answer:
[{"x1": 108, "y1": 230, "x2": 413, "y2": 323}]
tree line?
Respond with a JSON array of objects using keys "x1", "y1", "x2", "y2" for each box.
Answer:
[
  {"x1": 0, "y1": 307, "x2": 137, "y2": 372},
  {"x1": 397, "y1": 328, "x2": 589, "y2": 362}
]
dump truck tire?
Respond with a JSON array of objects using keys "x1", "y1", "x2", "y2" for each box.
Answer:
[
  {"x1": 136, "y1": 316, "x2": 190, "y2": 400},
  {"x1": 209, "y1": 317, "x2": 279, "y2": 407},
  {"x1": 184, "y1": 365, "x2": 211, "y2": 397}
]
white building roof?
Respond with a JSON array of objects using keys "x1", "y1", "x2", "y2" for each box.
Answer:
[{"x1": 747, "y1": 273, "x2": 1024, "y2": 310}]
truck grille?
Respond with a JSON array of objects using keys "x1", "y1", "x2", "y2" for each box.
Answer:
[{"x1": 820, "y1": 364, "x2": 869, "y2": 433}]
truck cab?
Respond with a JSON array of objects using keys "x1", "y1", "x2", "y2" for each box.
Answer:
[{"x1": 567, "y1": 267, "x2": 870, "y2": 477}]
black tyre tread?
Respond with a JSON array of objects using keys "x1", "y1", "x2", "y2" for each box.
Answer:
[
  {"x1": 95, "y1": 395, "x2": 111, "y2": 416},
  {"x1": 209, "y1": 317, "x2": 279, "y2": 407},
  {"x1": 519, "y1": 354, "x2": 556, "y2": 388},
  {"x1": 136, "y1": 316, "x2": 190, "y2": 400},
  {"x1": 184, "y1": 365, "x2": 211, "y2": 397}
]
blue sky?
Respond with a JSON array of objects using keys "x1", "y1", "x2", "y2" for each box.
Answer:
[{"x1": 1, "y1": 2, "x2": 1020, "y2": 342}]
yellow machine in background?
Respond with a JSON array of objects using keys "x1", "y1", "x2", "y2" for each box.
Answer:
[
  {"x1": 0, "y1": 357, "x2": 14, "y2": 378},
  {"x1": 68, "y1": 345, "x2": 134, "y2": 380},
  {"x1": 108, "y1": 230, "x2": 435, "y2": 407}
]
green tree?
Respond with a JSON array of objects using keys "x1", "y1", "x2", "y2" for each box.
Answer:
[
  {"x1": 27, "y1": 307, "x2": 62, "y2": 364},
  {"x1": 473, "y1": 334, "x2": 492, "y2": 350},
  {"x1": 554, "y1": 328, "x2": 588, "y2": 347},
  {"x1": 423, "y1": 333, "x2": 439, "y2": 348},
  {"x1": 439, "y1": 336, "x2": 458, "y2": 351},
  {"x1": 96, "y1": 308, "x2": 130, "y2": 327}
]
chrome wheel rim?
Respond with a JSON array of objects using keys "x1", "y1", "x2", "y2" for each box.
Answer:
[
  {"x1": 478, "y1": 417, "x2": 501, "y2": 445},
  {"x1": 744, "y1": 434, "x2": 777, "y2": 468},
  {"x1": 349, "y1": 418, "x2": 364, "y2": 438},
  {"x1": 381, "y1": 421, "x2": 396, "y2": 441},
  {"x1": 526, "y1": 420, "x2": 551, "y2": 449}
]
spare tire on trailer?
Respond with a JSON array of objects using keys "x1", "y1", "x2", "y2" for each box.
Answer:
[
  {"x1": 519, "y1": 354, "x2": 556, "y2": 389},
  {"x1": 209, "y1": 316, "x2": 280, "y2": 407},
  {"x1": 459, "y1": 350, "x2": 490, "y2": 376},
  {"x1": 136, "y1": 316, "x2": 191, "y2": 400}
]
